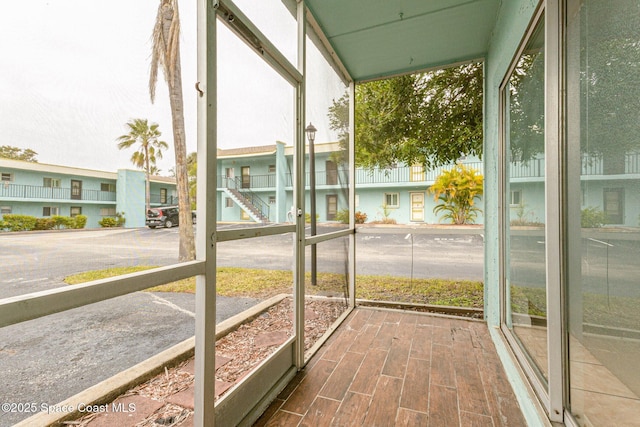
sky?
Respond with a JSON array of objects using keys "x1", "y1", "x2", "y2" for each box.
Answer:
[{"x1": 1, "y1": 0, "x2": 346, "y2": 175}]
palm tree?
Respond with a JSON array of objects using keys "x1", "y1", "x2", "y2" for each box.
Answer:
[
  {"x1": 116, "y1": 118, "x2": 168, "y2": 213},
  {"x1": 149, "y1": 0, "x2": 195, "y2": 261}
]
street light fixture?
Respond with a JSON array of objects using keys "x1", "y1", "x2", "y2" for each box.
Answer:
[{"x1": 305, "y1": 123, "x2": 317, "y2": 285}]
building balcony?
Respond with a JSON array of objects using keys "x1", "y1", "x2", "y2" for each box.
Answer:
[{"x1": 0, "y1": 183, "x2": 116, "y2": 203}]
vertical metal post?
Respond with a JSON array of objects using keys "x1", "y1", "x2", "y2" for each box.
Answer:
[
  {"x1": 194, "y1": 0, "x2": 217, "y2": 425},
  {"x1": 308, "y1": 130, "x2": 317, "y2": 286}
]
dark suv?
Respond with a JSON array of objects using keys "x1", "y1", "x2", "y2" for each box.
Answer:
[
  {"x1": 146, "y1": 206, "x2": 180, "y2": 229},
  {"x1": 146, "y1": 206, "x2": 197, "y2": 229}
]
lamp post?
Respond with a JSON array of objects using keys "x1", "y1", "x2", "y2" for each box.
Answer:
[{"x1": 305, "y1": 123, "x2": 317, "y2": 286}]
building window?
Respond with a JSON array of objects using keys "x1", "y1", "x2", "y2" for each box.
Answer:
[
  {"x1": 43, "y1": 206, "x2": 60, "y2": 216},
  {"x1": 225, "y1": 198, "x2": 234, "y2": 208},
  {"x1": 384, "y1": 193, "x2": 399, "y2": 208},
  {"x1": 1, "y1": 172, "x2": 13, "y2": 182},
  {"x1": 1, "y1": 206, "x2": 11, "y2": 214},
  {"x1": 268, "y1": 196, "x2": 276, "y2": 204},
  {"x1": 70, "y1": 207, "x2": 82, "y2": 217},
  {"x1": 510, "y1": 190, "x2": 522, "y2": 206},
  {"x1": 43, "y1": 177, "x2": 61, "y2": 188},
  {"x1": 100, "y1": 183, "x2": 116, "y2": 192},
  {"x1": 100, "y1": 208, "x2": 116, "y2": 216},
  {"x1": 160, "y1": 188, "x2": 168, "y2": 204},
  {"x1": 268, "y1": 164, "x2": 276, "y2": 173}
]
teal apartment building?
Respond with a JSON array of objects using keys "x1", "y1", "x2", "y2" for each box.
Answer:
[
  {"x1": 0, "y1": 158, "x2": 178, "y2": 229},
  {"x1": 218, "y1": 142, "x2": 640, "y2": 228}
]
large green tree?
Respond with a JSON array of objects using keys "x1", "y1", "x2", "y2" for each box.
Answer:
[
  {"x1": 0, "y1": 146, "x2": 38, "y2": 162},
  {"x1": 329, "y1": 62, "x2": 483, "y2": 169},
  {"x1": 116, "y1": 118, "x2": 168, "y2": 213},
  {"x1": 150, "y1": 0, "x2": 194, "y2": 261}
]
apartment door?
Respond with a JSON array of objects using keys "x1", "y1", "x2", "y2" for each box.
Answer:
[
  {"x1": 326, "y1": 160, "x2": 338, "y2": 185},
  {"x1": 241, "y1": 166, "x2": 250, "y2": 188},
  {"x1": 603, "y1": 188, "x2": 624, "y2": 224},
  {"x1": 326, "y1": 194, "x2": 338, "y2": 220},
  {"x1": 71, "y1": 180, "x2": 82, "y2": 200},
  {"x1": 410, "y1": 192, "x2": 424, "y2": 222}
]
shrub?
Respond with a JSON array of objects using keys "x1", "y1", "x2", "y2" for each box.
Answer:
[
  {"x1": 581, "y1": 207, "x2": 607, "y2": 228},
  {"x1": 51, "y1": 215, "x2": 73, "y2": 229},
  {"x1": 1, "y1": 214, "x2": 37, "y2": 231},
  {"x1": 334, "y1": 209, "x2": 367, "y2": 224},
  {"x1": 429, "y1": 164, "x2": 483, "y2": 224},
  {"x1": 305, "y1": 212, "x2": 319, "y2": 224},
  {"x1": 72, "y1": 215, "x2": 87, "y2": 229},
  {"x1": 116, "y1": 212, "x2": 126, "y2": 227},
  {"x1": 98, "y1": 217, "x2": 118, "y2": 228},
  {"x1": 335, "y1": 209, "x2": 350, "y2": 224},
  {"x1": 34, "y1": 218, "x2": 56, "y2": 230}
]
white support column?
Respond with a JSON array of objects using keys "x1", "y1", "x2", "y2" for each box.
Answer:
[
  {"x1": 293, "y1": 0, "x2": 306, "y2": 369},
  {"x1": 194, "y1": 0, "x2": 217, "y2": 425},
  {"x1": 545, "y1": 0, "x2": 565, "y2": 422},
  {"x1": 348, "y1": 81, "x2": 356, "y2": 307}
]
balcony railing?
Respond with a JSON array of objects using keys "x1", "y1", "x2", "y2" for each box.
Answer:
[
  {"x1": 217, "y1": 174, "x2": 276, "y2": 189},
  {"x1": 0, "y1": 183, "x2": 116, "y2": 202},
  {"x1": 217, "y1": 153, "x2": 640, "y2": 191}
]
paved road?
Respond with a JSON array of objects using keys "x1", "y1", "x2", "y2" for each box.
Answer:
[{"x1": 2, "y1": 225, "x2": 636, "y2": 425}]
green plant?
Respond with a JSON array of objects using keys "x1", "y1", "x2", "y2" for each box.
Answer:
[
  {"x1": 581, "y1": 206, "x2": 607, "y2": 228},
  {"x1": 509, "y1": 203, "x2": 543, "y2": 226},
  {"x1": 370, "y1": 204, "x2": 397, "y2": 224},
  {"x1": 305, "y1": 212, "x2": 319, "y2": 224},
  {"x1": 72, "y1": 215, "x2": 87, "y2": 229},
  {"x1": 429, "y1": 164, "x2": 483, "y2": 224},
  {"x1": 34, "y1": 218, "x2": 56, "y2": 230},
  {"x1": 51, "y1": 215, "x2": 73, "y2": 229},
  {"x1": 1, "y1": 214, "x2": 37, "y2": 231},
  {"x1": 116, "y1": 212, "x2": 126, "y2": 227},
  {"x1": 98, "y1": 217, "x2": 118, "y2": 228},
  {"x1": 334, "y1": 209, "x2": 367, "y2": 224},
  {"x1": 335, "y1": 209, "x2": 350, "y2": 224}
]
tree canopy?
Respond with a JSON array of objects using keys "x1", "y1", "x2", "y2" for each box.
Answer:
[
  {"x1": 116, "y1": 118, "x2": 168, "y2": 212},
  {"x1": 0, "y1": 146, "x2": 38, "y2": 162},
  {"x1": 328, "y1": 62, "x2": 483, "y2": 169}
]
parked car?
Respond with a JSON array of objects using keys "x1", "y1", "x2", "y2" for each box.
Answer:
[{"x1": 146, "y1": 206, "x2": 197, "y2": 229}]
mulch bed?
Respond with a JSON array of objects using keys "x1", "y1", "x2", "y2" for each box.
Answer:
[{"x1": 75, "y1": 297, "x2": 346, "y2": 426}]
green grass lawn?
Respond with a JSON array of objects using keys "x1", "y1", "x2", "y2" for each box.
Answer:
[
  {"x1": 64, "y1": 266, "x2": 484, "y2": 308},
  {"x1": 65, "y1": 267, "x2": 640, "y2": 329},
  {"x1": 510, "y1": 285, "x2": 640, "y2": 330}
]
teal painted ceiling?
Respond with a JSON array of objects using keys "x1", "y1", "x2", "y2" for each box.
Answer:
[{"x1": 305, "y1": 0, "x2": 501, "y2": 81}]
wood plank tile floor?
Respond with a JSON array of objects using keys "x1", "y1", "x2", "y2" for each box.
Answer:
[{"x1": 254, "y1": 307, "x2": 526, "y2": 427}]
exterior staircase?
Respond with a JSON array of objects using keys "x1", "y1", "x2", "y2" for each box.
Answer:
[{"x1": 223, "y1": 177, "x2": 270, "y2": 223}]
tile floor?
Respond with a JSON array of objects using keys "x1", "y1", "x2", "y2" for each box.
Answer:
[{"x1": 254, "y1": 307, "x2": 526, "y2": 426}]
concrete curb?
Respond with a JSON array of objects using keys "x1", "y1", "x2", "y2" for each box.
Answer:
[{"x1": 17, "y1": 294, "x2": 289, "y2": 427}]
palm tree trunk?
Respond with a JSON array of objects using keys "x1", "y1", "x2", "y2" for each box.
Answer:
[
  {"x1": 160, "y1": 3, "x2": 195, "y2": 261},
  {"x1": 145, "y1": 147, "x2": 151, "y2": 213}
]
